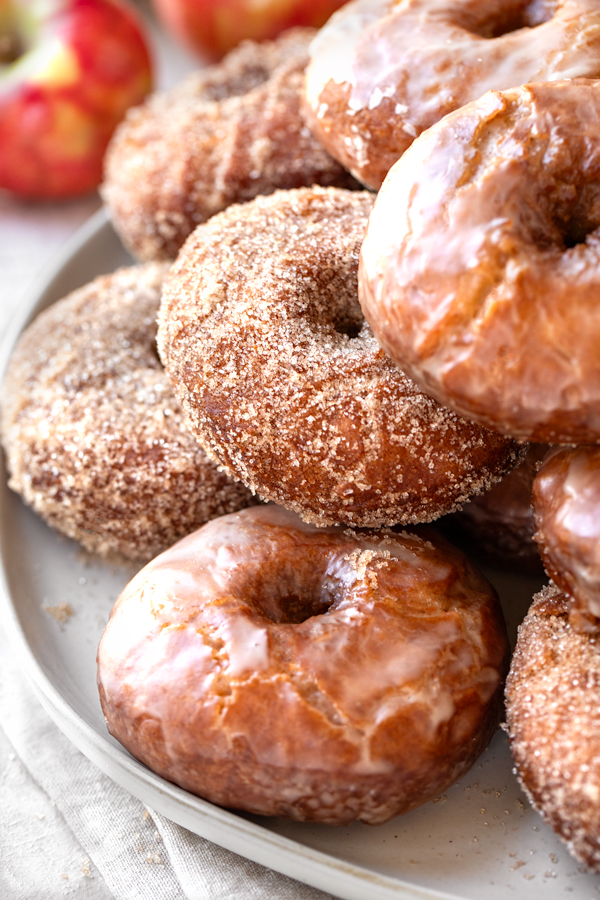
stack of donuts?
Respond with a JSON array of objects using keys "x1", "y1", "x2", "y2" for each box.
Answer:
[{"x1": 5, "y1": 0, "x2": 600, "y2": 853}]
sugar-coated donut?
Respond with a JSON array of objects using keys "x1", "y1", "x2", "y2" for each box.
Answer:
[
  {"x1": 533, "y1": 445, "x2": 600, "y2": 634},
  {"x1": 158, "y1": 186, "x2": 522, "y2": 529},
  {"x1": 304, "y1": 0, "x2": 600, "y2": 190},
  {"x1": 443, "y1": 444, "x2": 547, "y2": 574},
  {"x1": 97, "y1": 504, "x2": 509, "y2": 824},
  {"x1": 0, "y1": 264, "x2": 253, "y2": 560},
  {"x1": 102, "y1": 28, "x2": 357, "y2": 262},
  {"x1": 505, "y1": 583, "x2": 600, "y2": 871},
  {"x1": 359, "y1": 80, "x2": 600, "y2": 444}
]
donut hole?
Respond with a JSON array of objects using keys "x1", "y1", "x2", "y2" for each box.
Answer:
[
  {"x1": 332, "y1": 318, "x2": 363, "y2": 340},
  {"x1": 253, "y1": 587, "x2": 332, "y2": 624},
  {"x1": 550, "y1": 185, "x2": 600, "y2": 250},
  {"x1": 200, "y1": 63, "x2": 272, "y2": 103},
  {"x1": 243, "y1": 555, "x2": 337, "y2": 624},
  {"x1": 561, "y1": 216, "x2": 599, "y2": 250},
  {"x1": 460, "y1": 0, "x2": 554, "y2": 38},
  {"x1": 267, "y1": 591, "x2": 331, "y2": 624},
  {"x1": 299, "y1": 260, "x2": 366, "y2": 341},
  {"x1": 529, "y1": 176, "x2": 600, "y2": 250},
  {"x1": 513, "y1": 178, "x2": 600, "y2": 252}
]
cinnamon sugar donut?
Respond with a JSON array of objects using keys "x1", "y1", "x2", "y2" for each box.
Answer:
[
  {"x1": 304, "y1": 0, "x2": 600, "y2": 190},
  {"x1": 443, "y1": 444, "x2": 547, "y2": 574},
  {"x1": 158, "y1": 186, "x2": 522, "y2": 528},
  {"x1": 505, "y1": 583, "x2": 600, "y2": 871},
  {"x1": 533, "y1": 445, "x2": 600, "y2": 633},
  {"x1": 360, "y1": 79, "x2": 600, "y2": 444},
  {"x1": 0, "y1": 264, "x2": 252, "y2": 560},
  {"x1": 102, "y1": 28, "x2": 356, "y2": 262},
  {"x1": 97, "y1": 504, "x2": 509, "y2": 824}
]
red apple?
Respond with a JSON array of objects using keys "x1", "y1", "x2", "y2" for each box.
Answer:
[
  {"x1": 0, "y1": 0, "x2": 153, "y2": 199},
  {"x1": 152, "y1": 0, "x2": 348, "y2": 60}
]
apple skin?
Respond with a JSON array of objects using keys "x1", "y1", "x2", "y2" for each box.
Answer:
[
  {"x1": 0, "y1": 0, "x2": 153, "y2": 199},
  {"x1": 152, "y1": 0, "x2": 348, "y2": 60}
]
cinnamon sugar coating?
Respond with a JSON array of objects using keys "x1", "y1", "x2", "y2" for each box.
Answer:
[
  {"x1": 360, "y1": 80, "x2": 600, "y2": 444},
  {"x1": 98, "y1": 504, "x2": 509, "y2": 824},
  {"x1": 158, "y1": 186, "x2": 521, "y2": 529},
  {"x1": 304, "y1": 0, "x2": 600, "y2": 190},
  {"x1": 101, "y1": 28, "x2": 357, "y2": 262},
  {"x1": 533, "y1": 445, "x2": 600, "y2": 633},
  {"x1": 443, "y1": 443, "x2": 547, "y2": 574},
  {"x1": 506, "y1": 583, "x2": 600, "y2": 871},
  {"x1": 0, "y1": 264, "x2": 253, "y2": 561}
]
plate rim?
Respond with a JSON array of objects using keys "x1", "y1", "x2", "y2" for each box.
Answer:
[
  {"x1": 0, "y1": 209, "x2": 501, "y2": 900},
  {"x1": 0, "y1": 207, "x2": 112, "y2": 385}
]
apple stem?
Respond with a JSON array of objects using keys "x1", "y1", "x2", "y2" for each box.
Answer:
[{"x1": 0, "y1": 32, "x2": 22, "y2": 64}]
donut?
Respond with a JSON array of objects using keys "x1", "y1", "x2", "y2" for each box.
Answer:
[
  {"x1": 97, "y1": 504, "x2": 510, "y2": 825},
  {"x1": 442, "y1": 443, "x2": 547, "y2": 574},
  {"x1": 505, "y1": 582, "x2": 600, "y2": 871},
  {"x1": 101, "y1": 28, "x2": 357, "y2": 262},
  {"x1": 359, "y1": 79, "x2": 600, "y2": 444},
  {"x1": 532, "y1": 444, "x2": 600, "y2": 634},
  {"x1": 158, "y1": 185, "x2": 523, "y2": 529},
  {"x1": 0, "y1": 263, "x2": 253, "y2": 560},
  {"x1": 303, "y1": 0, "x2": 600, "y2": 190}
]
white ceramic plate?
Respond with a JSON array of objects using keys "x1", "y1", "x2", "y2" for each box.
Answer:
[{"x1": 0, "y1": 210, "x2": 598, "y2": 900}]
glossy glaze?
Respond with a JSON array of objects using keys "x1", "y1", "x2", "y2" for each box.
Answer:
[
  {"x1": 445, "y1": 443, "x2": 547, "y2": 573},
  {"x1": 304, "y1": 0, "x2": 600, "y2": 188},
  {"x1": 533, "y1": 445, "x2": 600, "y2": 632},
  {"x1": 359, "y1": 79, "x2": 600, "y2": 443},
  {"x1": 98, "y1": 505, "x2": 509, "y2": 825}
]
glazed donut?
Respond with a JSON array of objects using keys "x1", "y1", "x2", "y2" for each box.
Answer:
[
  {"x1": 442, "y1": 444, "x2": 547, "y2": 574},
  {"x1": 97, "y1": 504, "x2": 509, "y2": 825},
  {"x1": 505, "y1": 582, "x2": 600, "y2": 871},
  {"x1": 533, "y1": 445, "x2": 600, "y2": 634},
  {"x1": 0, "y1": 263, "x2": 252, "y2": 560},
  {"x1": 102, "y1": 28, "x2": 357, "y2": 262},
  {"x1": 360, "y1": 79, "x2": 600, "y2": 444},
  {"x1": 303, "y1": 0, "x2": 600, "y2": 190},
  {"x1": 158, "y1": 186, "x2": 522, "y2": 529}
]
